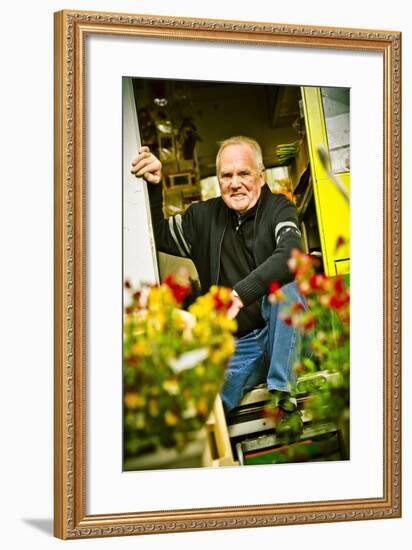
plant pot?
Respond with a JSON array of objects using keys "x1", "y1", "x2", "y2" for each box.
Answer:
[{"x1": 123, "y1": 432, "x2": 207, "y2": 471}]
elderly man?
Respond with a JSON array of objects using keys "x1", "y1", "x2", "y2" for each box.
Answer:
[{"x1": 131, "y1": 136, "x2": 305, "y2": 435}]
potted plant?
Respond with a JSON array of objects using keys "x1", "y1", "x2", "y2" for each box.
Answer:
[
  {"x1": 123, "y1": 272, "x2": 236, "y2": 469},
  {"x1": 266, "y1": 243, "x2": 350, "y2": 457}
]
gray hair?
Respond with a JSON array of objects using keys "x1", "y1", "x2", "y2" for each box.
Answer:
[{"x1": 216, "y1": 136, "x2": 265, "y2": 173}]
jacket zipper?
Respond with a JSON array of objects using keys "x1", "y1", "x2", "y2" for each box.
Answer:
[
  {"x1": 215, "y1": 190, "x2": 263, "y2": 285},
  {"x1": 215, "y1": 215, "x2": 228, "y2": 285},
  {"x1": 252, "y1": 192, "x2": 263, "y2": 266}
]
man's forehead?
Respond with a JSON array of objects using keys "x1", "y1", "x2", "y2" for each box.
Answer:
[
  {"x1": 221, "y1": 143, "x2": 252, "y2": 155},
  {"x1": 219, "y1": 144, "x2": 256, "y2": 165}
]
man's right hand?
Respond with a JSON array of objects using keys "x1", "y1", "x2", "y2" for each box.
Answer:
[
  {"x1": 227, "y1": 290, "x2": 244, "y2": 320},
  {"x1": 131, "y1": 146, "x2": 162, "y2": 184}
]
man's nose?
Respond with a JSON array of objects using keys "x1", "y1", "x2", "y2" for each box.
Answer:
[{"x1": 230, "y1": 176, "x2": 242, "y2": 188}]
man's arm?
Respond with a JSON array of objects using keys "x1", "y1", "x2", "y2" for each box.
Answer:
[
  {"x1": 233, "y1": 198, "x2": 303, "y2": 306},
  {"x1": 131, "y1": 146, "x2": 195, "y2": 258},
  {"x1": 131, "y1": 146, "x2": 162, "y2": 183}
]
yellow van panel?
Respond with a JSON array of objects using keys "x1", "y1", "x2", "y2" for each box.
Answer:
[{"x1": 301, "y1": 87, "x2": 350, "y2": 276}]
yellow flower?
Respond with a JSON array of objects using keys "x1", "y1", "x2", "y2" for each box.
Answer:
[
  {"x1": 171, "y1": 310, "x2": 186, "y2": 330},
  {"x1": 124, "y1": 392, "x2": 145, "y2": 409},
  {"x1": 196, "y1": 398, "x2": 209, "y2": 417},
  {"x1": 216, "y1": 317, "x2": 237, "y2": 332},
  {"x1": 164, "y1": 410, "x2": 178, "y2": 426},
  {"x1": 162, "y1": 379, "x2": 180, "y2": 395},
  {"x1": 135, "y1": 412, "x2": 146, "y2": 429},
  {"x1": 222, "y1": 337, "x2": 235, "y2": 355},
  {"x1": 210, "y1": 348, "x2": 227, "y2": 365},
  {"x1": 147, "y1": 287, "x2": 162, "y2": 310},
  {"x1": 131, "y1": 341, "x2": 150, "y2": 356},
  {"x1": 182, "y1": 400, "x2": 197, "y2": 419},
  {"x1": 195, "y1": 364, "x2": 206, "y2": 377},
  {"x1": 124, "y1": 281, "x2": 238, "y2": 448}
]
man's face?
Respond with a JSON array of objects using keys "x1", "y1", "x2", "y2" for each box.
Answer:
[{"x1": 218, "y1": 144, "x2": 264, "y2": 214}]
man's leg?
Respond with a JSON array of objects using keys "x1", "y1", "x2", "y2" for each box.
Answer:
[
  {"x1": 262, "y1": 281, "x2": 306, "y2": 394},
  {"x1": 220, "y1": 330, "x2": 267, "y2": 415},
  {"x1": 261, "y1": 282, "x2": 306, "y2": 437}
]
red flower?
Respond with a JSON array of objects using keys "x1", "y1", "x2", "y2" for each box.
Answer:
[
  {"x1": 334, "y1": 277, "x2": 345, "y2": 294},
  {"x1": 164, "y1": 274, "x2": 191, "y2": 304},
  {"x1": 269, "y1": 281, "x2": 281, "y2": 294},
  {"x1": 213, "y1": 293, "x2": 232, "y2": 311},
  {"x1": 302, "y1": 314, "x2": 316, "y2": 331},
  {"x1": 309, "y1": 273, "x2": 328, "y2": 292},
  {"x1": 268, "y1": 280, "x2": 286, "y2": 304},
  {"x1": 279, "y1": 312, "x2": 294, "y2": 326},
  {"x1": 292, "y1": 302, "x2": 305, "y2": 313},
  {"x1": 329, "y1": 292, "x2": 350, "y2": 310}
]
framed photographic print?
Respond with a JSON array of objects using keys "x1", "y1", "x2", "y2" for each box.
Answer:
[{"x1": 54, "y1": 9, "x2": 401, "y2": 539}]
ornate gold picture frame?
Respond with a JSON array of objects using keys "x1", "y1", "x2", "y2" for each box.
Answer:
[{"x1": 54, "y1": 9, "x2": 401, "y2": 539}]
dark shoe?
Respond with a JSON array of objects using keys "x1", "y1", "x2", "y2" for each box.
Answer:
[{"x1": 275, "y1": 398, "x2": 303, "y2": 438}]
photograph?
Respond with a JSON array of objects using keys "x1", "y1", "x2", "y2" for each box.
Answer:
[
  {"x1": 2, "y1": 0, "x2": 410, "y2": 548},
  {"x1": 123, "y1": 77, "x2": 351, "y2": 472},
  {"x1": 52, "y1": 8, "x2": 401, "y2": 539}
]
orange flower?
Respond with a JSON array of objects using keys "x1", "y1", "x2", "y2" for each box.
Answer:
[{"x1": 124, "y1": 392, "x2": 140, "y2": 409}]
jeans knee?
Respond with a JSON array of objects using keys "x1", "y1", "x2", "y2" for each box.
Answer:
[{"x1": 281, "y1": 281, "x2": 307, "y2": 308}]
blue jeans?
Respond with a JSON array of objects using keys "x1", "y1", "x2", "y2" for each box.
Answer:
[{"x1": 220, "y1": 282, "x2": 306, "y2": 413}]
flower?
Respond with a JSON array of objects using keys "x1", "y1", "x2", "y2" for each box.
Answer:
[
  {"x1": 164, "y1": 271, "x2": 191, "y2": 304},
  {"x1": 124, "y1": 392, "x2": 145, "y2": 409},
  {"x1": 274, "y1": 249, "x2": 350, "y2": 444},
  {"x1": 164, "y1": 411, "x2": 179, "y2": 426},
  {"x1": 162, "y1": 379, "x2": 180, "y2": 395},
  {"x1": 268, "y1": 280, "x2": 285, "y2": 303},
  {"x1": 123, "y1": 276, "x2": 237, "y2": 458},
  {"x1": 168, "y1": 348, "x2": 209, "y2": 374},
  {"x1": 308, "y1": 273, "x2": 329, "y2": 292},
  {"x1": 209, "y1": 286, "x2": 234, "y2": 312},
  {"x1": 302, "y1": 313, "x2": 316, "y2": 331}
]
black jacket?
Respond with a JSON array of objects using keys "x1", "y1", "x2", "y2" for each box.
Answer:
[{"x1": 148, "y1": 183, "x2": 302, "y2": 306}]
